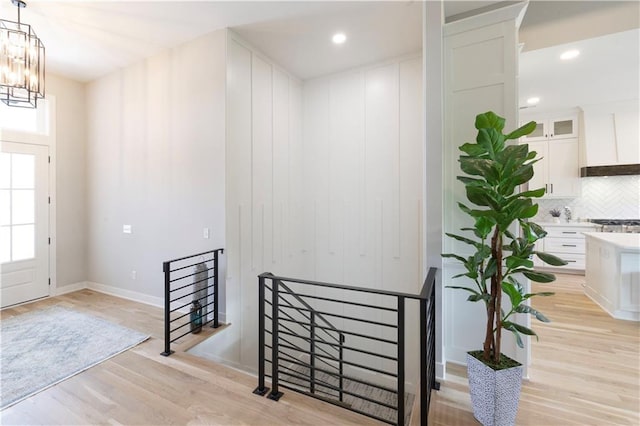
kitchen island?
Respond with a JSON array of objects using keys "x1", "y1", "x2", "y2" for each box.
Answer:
[{"x1": 584, "y1": 232, "x2": 640, "y2": 321}]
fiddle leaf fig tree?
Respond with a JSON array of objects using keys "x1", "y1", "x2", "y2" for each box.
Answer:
[{"x1": 443, "y1": 111, "x2": 567, "y2": 366}]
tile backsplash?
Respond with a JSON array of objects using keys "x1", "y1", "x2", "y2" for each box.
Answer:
[{"x1": 534, "y1": 175, "x2": 640, "y2": 222}]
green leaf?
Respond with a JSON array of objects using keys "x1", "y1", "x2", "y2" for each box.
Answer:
[
  {"x1": 442, "y1": 253, "x2": 467, "y2": 263},
  {"x1": 476, "y1": 128, "x2": 505, "y2": 159},
  {"x1": 505, "y1": 121, "x2": 537, "y2": 140},
  {"x1": 515, "y1": 305, "x2": 551, "y2": 322},
  {"x1": 445, "y1": 233, "x2": 479, "y2": 247},
  {"x1": 506, "y1": 256, "x2": 533, "y2": 270},
  {"x1": 446, "y1": 286, "x2": 481, "y2": 295},
  {"x1": 475, "y1": 111, "x2": 505, "y2": 132},
  {"x1": 468, "y1": 293, "x2": 490, "y2": 302},
  {"x1": 501, "y1": 281, "x2": 523, "y2": 307},
  {"x1": 518, "y1": 269, "x2": 557, "y2": 283},
  {"x1": 502, "y1": 321, "x2": 525, "y2": 348},
  {"x1": 523, "y1": 291, "x2": 555, "y2": 299},
  {"x1": 518, "y1": 188, "x2": 546, "y2": 198},
  {"x1": 535, "y1": 252, "x2": 568, "y2": 266},
  {"x1": 459, "y1": 142, "x2": 486, "y2": 157}
]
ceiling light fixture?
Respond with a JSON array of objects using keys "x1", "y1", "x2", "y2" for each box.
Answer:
[
  {"x1": 0, "y1": 0, "x2": 45, "y2": 108},
  {"x1": 332, "y1": 33, "x2": 346, "y2": 45},
  {"x1": 526, "y1": 97, "x2": 540, "y2": 105},
  {"x1": 560, "y1": 49, "x2": 580, "y2": 61}
]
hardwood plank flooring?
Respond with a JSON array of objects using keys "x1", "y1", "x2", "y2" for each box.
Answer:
[
  {"x1": 428, "y1": 273, "x2": 640, "y2": 426},
  {"x1": 2, "y1": 274, "x2": 638, "y2": 425},
  {"x1": 0, "y1": 290, "x2": 377, "y2": 425}
]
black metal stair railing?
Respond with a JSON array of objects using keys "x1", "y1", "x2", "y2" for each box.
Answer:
[
  {"x1": 254, "y1": 267, "x2": 439, "y2": 426},
  {"x1": 160, "y1": 248, "x2": 224, "y2": 356}
]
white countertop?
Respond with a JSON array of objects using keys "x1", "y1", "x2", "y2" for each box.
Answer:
[
  {"x1": 537, "y1": 221, "x2": 598, "y2": 227},
  {"x1": 584, "y1": 232, "x2": 640, "y2": 251}
]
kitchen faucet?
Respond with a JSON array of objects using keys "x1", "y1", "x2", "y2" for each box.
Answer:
[{"x1": 564, "y1": 206, "x2": 572, "y2": 222}]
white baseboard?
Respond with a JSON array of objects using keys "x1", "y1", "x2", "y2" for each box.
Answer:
[
  {"x1": 85, "y1": 281, "x2": 164, "y2": 308},
  {"x1": 54, "y1": 281, "x2": 87, "y2": 296}
]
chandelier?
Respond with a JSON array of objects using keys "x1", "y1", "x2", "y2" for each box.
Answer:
[{"x1": 0, "y1": 0, "x2": 45, "y2": 108}]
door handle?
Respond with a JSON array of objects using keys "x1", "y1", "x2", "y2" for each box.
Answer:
[
  {"x1": 550, "y1": 183, "x2": 554, "y2": 193},
  {"x1": 562, "y1": 244, "x2": 577, "y2": 247}
]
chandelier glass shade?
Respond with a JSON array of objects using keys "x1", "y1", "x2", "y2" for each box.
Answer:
[{"x1": 0, "y1": 0, "x2": 45, "y2": 108}]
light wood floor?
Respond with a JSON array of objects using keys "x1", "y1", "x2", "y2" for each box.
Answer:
[
  {"x1": 428, "y1": 273, "x2": 640, "y2": 426},
  {"x1": 2, "y1": 274, "x2": 639, "y2": 425}
]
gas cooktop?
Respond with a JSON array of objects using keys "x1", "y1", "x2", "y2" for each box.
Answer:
[{"x1": 590, "y1": 219, "x2": 640, "y2": 226}]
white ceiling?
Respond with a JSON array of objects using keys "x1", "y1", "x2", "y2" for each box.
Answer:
[
  {"x1": 2, "y1": 0, "x2": 638, "y2": 110},
  {"x1": 231, "y1": 1, "x2": 423, "y2": 80},
  {"x1": 519, "y1": 28, "x2": 640, "y2": 113}
]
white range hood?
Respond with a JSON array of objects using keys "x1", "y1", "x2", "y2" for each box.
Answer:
[{"x1": 581, "y1": 100, "x2": 640, "y2": 176}]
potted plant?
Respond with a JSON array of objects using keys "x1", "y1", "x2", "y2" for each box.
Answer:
[
  {"x1": 443, "y1": 111, "x2": 567, "y2": 426},
  {"x1": 549, "y1": 208, "x2": 561, "y2": 223}
]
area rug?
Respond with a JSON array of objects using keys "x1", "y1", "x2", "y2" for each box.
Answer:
[{"x1": 0, "y1": 305, "x2": 149, "y2": 410}]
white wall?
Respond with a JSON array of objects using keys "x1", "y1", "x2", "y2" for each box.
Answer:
[
  {"x1": 85, "y1": 30, "x2": 227, "y2": 303},
  {"x1": 443, "y1": 4, "x2": 529, "y2": 369},
  {"x1": 40, "y1": 74, "x2": 88, "y2": 289}
]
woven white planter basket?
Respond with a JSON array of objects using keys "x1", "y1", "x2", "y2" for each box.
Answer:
[{"x1": 466, "y1": 352, "x2": 523, "y2": 426}]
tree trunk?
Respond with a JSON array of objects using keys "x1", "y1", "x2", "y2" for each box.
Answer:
[{"x1": 494, "y1": 232, "x2": 503, "y2": 364}]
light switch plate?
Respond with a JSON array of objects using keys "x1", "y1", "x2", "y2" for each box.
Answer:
[
  {"x1": 203, "y1": 228, "x2": 210, "y2": 239},
  {"x1": 123, "y1": 225, "x2": 132, "y2": 234}
]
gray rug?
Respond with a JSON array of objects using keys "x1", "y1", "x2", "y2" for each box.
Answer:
[{"x1": 0, "y1": 305, "x2": 149, "y2": 410}]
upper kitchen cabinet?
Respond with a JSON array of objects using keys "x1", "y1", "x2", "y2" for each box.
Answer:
[
  {"x1": 521, "y1": 111, "x2": 581, "y2": 198},
  {"x1": 581, "y1": 100, "x2": 640, "y2": 167},
  {"x1": 520, "y1": 113, "x2": 578, "y2": 142}
]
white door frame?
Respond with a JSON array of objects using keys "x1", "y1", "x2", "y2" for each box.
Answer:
[{"x1": 0, "y1": 95, "x2": 57, "y2": 300}]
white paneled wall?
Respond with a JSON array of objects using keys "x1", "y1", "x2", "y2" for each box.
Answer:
[
  {"x1": 303, "y1": 56, "x2": 424, "y2": 293},
  {"x1": 224, "y1": 34, "x2": 305, "y2": 370},
  {"x1": 220, "y1": 31, "x2": 424, "y2": 383}
]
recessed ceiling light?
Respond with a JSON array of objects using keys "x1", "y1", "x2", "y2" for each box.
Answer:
[
  {"x1": 560, "y1": 49, "x2": 580, "y2": 61},
  {"x1": 527, "y1": 97, "x2": 540, "y2": 105},
  {"x1": 332, "y1": 33, "x2": 346, "y2": 44}
]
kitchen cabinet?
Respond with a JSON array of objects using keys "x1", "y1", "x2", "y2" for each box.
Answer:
[
  {"x1": 521, "y1": 114, "x2": 578, "y2": 142},
  {"x1": 527, "y1": 138, "x2": 580, "y2": 198},
  {"x1": 582, "y1": 100, "x2": 640, "y2": 167},
  {"x1": 533, "y1": 223, "x2": 598, "y2": 271}
]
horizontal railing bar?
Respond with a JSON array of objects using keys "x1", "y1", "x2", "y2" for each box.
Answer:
[
  {"x1": 277, "y1": 329, "x2": 338, "y2": 361},
  {"x1": 277, "y1": 330, "x2": 396, "y2": 361},
  {"x1": 277, "y1": 339, "x2": 338, "y2": 371},
  {"x1": 168, "y1": 299, "x2": 215, "y2": 323},
  {"x1": 279, "y1": 355, "x2": 398, "y2": 395},
  {"x1": 260, "y1": 272, "x2": 424, "y2": 300},
  {"x1": 169, "y1": 312, "x2": 213, "y2": 334},
  {"x1": 277, "y1": 384, "x2": 395, "y2": 425},
  {"x1": 168, "y1": 278, "x2": 213, "y2": 295},
  {"x1": 169, "y1": 285, "x2": 215, "y2": 303},
  {"x1": 278, "y1": 317, "x2": 397, "y2": 345},
  {"x1": 169, "y1": 294, "x2": 215, "y2": 313},
  {"x1": 278, "y1": 281, "x2": 343, "y2": 340},
  {"x1": 168, "y1": 317, "x2": 214, "y2": 343},
  {"x1": 266, "y1": 298, "x2": 341, "y2": 344},
  {"x1": 168, "y1": 259, "x2": 213, "y2": 274},
  {"x1": 277, "y1": 343, "x2": 397, "y2": 378},
  {"x1": 276, "y1": 287, "x2": 398, "y2": 312},
  {"x1": 164, "y1": 248, "x2": 223, "y2": 267},
  {"x1": 279, "y1": 305, "x2": 397, "y2": 329},
  {"x1": 169, "y1": 267, "x2": 216, "y2": 283}
]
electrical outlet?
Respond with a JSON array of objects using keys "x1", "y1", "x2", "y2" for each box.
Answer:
[
  {"x1": 131, "y1": 270, "x2": 136, "y2": 280},
  {"x1": 123, "y1": 225, "x2": 132, "y2": 234},
  {"x1": 203, "y1": 228, "x2": 210, "y2": 239}
]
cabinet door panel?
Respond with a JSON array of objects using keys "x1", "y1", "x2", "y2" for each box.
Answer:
[
  {"x1": 550, "y1": 117, "x2": 577, "y2": 139},
  {"x1": 527, "y1": 141, "x2": 548, "y2": 194},
  {"x1": 614, "y1": 107, "x2": 640, "y2": 164},
  {"x1": 548, "y1": 138, "x2": 579, "y2": 197}
]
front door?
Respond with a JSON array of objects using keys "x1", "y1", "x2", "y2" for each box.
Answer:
[{"x1": 1, "y1": 141, "x2": 49, "y2": 308}]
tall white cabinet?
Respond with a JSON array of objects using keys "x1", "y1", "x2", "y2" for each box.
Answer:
[{"x1": 521, "y1": 112, "x2": 580, "y2": 198}]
